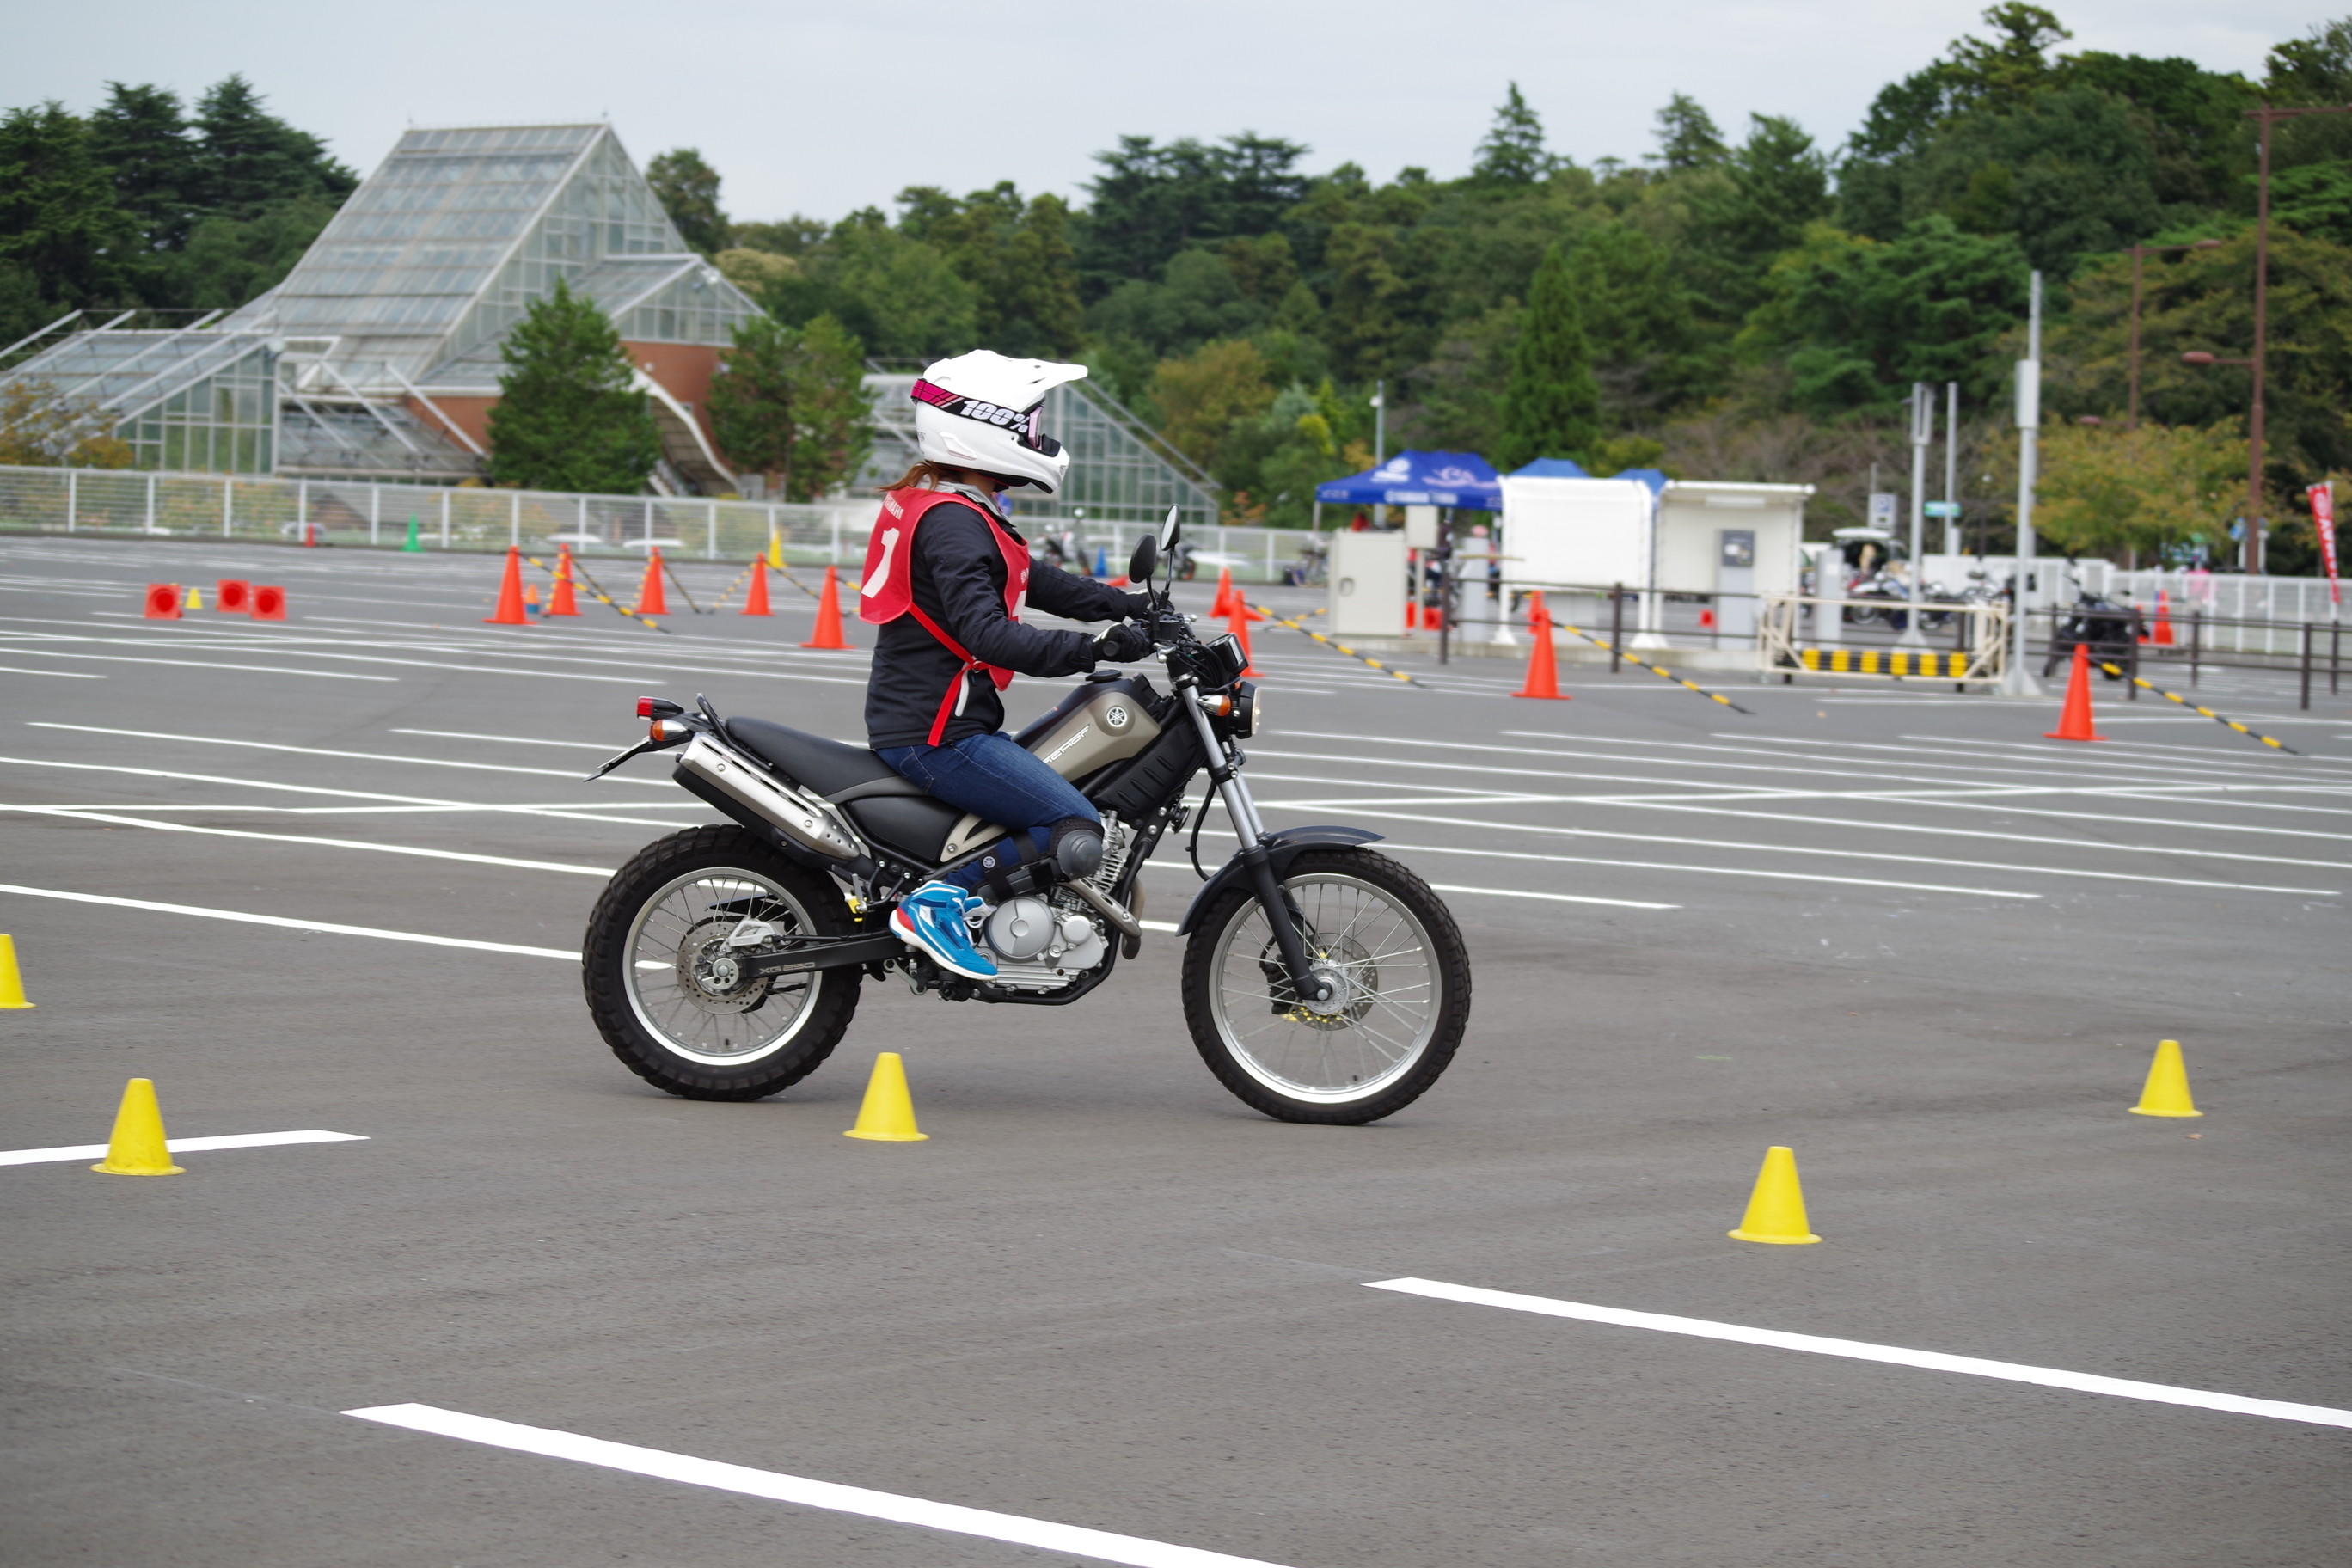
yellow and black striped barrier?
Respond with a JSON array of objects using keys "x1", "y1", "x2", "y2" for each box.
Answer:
[
  {"x1": 1793, "y1": 647, "x2": 1975, "y2": 678},
  {"x1": 1245, "y1": 601, "x2": 1424, "y2": 687},
  {"x1": 1552, "y1": 622, "x2": 1753, "y2": 714},
  {"x1": 522, "y1": 551, "x2": 671, "y2": 634},
  {"x1": 2093, "y1": 661, "x2": 2301, "y2": 755}
]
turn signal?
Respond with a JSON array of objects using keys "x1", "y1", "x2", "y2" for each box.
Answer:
[{"x1": 648, "y1": 718, "x2": 690, "y2": 744}]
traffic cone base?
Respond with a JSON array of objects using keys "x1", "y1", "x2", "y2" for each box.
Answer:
[
  {"x1": 633, "y1": 549, "x2": 669, "y2": 616},
  {"x1": 741, "y1": 560, "x2": 773, "y2": 616},
  {"x1": 2043, "y1": 643, "x2": 2106, "y2": 741},
  {"x1": 801, "y1": 566, "x2": 850, "y2": 649},
  {"x1": 483, "y1": 546, "x2": 530, "y2": 625},
  {"x1": 844, "y1": 1051, "x2": 928, "y2": 1141},
  {"x1": 0, "y1": 934, "x2": 32, "y2": 1008},
  {"x1": 144, "y1": 584, "x2": 181, "y2": 619},
  {"x1": 1729, "y1": 1146, "x2": 1820, "y2": 1244},
  {"x1": 2129, "y1": 1038, "x2": 2202, "y2": 1118},
  {"x1": 92, "y1": 1078, "x2": 183, "y2": 1175},
  {"x1": 548, "y1": 547, "x2": 580, "y2": 616}
]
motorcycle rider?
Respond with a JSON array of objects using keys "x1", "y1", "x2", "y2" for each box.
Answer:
[{"x1": 857, "y1": 351, "x2": 1155, "y2": 982}]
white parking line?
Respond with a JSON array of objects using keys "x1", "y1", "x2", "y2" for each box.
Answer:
[
  {"x1": 0, "y1": 643, "x2": 396, "y2": 681},
  {"x1": 392, "y1": 728, "x2": 618, "y2": 750},
  {"x1": 29, "y1": 723, "x2": 676, "y2": 787},
  {"x1": 0, "y1": 1130, "x2": 367, "y2": 1167},
  {"x1": 0, "y1": 664, "x2": 103, "y2": 678},
  {"x1": 0, "y1": 885, "x2": 580, "y2": 960},
  {"x1": 345, "y1": 1403, "x2": 1297, "y2": 1568},
  {"x1": 2, "y1": 806, "x2": 614, "y2": 876},
  {"x1": 1367, "y1": 1278, "x2": 2352, "y2": 1430}
]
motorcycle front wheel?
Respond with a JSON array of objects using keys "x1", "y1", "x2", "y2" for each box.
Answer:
[
  {"x1": 1180, "y1": 848, "x2": 1470, "y2": 1124},
  {"x1": 582, "y1": 825, "x2": 863, "y2": 1100}
]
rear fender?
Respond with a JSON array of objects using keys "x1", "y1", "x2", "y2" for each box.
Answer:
[{"x1": 1174, "y1": 825, "x2": 1385, "y2": 935}]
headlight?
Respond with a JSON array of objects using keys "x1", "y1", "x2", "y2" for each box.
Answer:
[{"x1": 1233, "y1": 682, "x2": 1260, "y2": 738}]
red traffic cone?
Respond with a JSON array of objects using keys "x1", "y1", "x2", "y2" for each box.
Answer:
[
  {"x1": 2153, "y1": 589, "x2": 2175, "y2": 647},
  {"x1": 483, "y1": 546, "x2": 530, "y2": 625},
  {"x1": 1225, "y1": 601, "x2": 1260, "y2": 677},
  {"x1": 1699, "y1": 606, "x2": 1717, "y2": 630},
  {"x1": 1209, "y1": 566, "x2": 1236, "y2": 619},
  {"x1": 633, "y1": 549, "x2": 669, "y2": 616},
  {"x1": 215, "y1": 579, "x2": 251, "y2": 614},
  {"x1": 1513, "y1": 594, "x2": 1570, "y2": 701},
  {"x1": 249, "y1": 585, "x2": 286, "y2": 622},
  {"x1": 547, "y1": 547, "x2": 580, "y2": 616},
  {"x1": 143, "y1": 584, "x2": 181, "y2": 620},
  {"x1": 742, "y1": 559, "x2": 773, "y2": 616},
  {"x1": 800, "y1": 566, "x2": 850, "y2": 649},
  {"x1": 2043, "y1": 642, "x2": 2107, "y2": 742}
]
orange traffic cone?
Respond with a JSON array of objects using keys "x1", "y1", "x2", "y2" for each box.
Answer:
[
  {"x1": 523, "y1": 581, "x2": 542, "y2": 616},
  {"x1": 1209, "y1": 566, "x2": 1236, "y2": 619},
  {"x1": 2043, "y1": 642, "x2": 2106, "y2": 742},
  {"x1": 2153, "y1": 589, "x2": 2175, "y2": 647},
  {"x1": 215, "y1": 579, "x2": 251, "y2": 613},
  {"x1": 249, "y1": 585, "x2": 286, "y2": 621},
  {"x1": 741, "y1": 559, "x2": 772, "y2": 616},
  {"x1": 633, "y1": 549, "x2": 669, "y2": 616},
  {"x1": 483, "y1": 547, "x2": 529, "y2": 625},
  {"x1": 547, "y1": 547, "x2": 580, "y2": 616},
  {"x1": 143, "y1": 584, "x2": 181, "y2": 620},
  {"x1": 1513, "y1": 593, "x2": 1569, "y2": 700},
  {"x1": 800, "y1": 566, "x2": 850, "y2": 649},
  {"x1": 1226, "y1": 601, "x2": 1259, "y2": 677}
]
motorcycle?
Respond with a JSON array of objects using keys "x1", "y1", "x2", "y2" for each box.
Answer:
[
  {"x1": 2042, "y1": 582, "x2": 2141, "y2": 680},
  {"x1": 576, "y1": 510, "x2": 1472, "y2": 1125}
]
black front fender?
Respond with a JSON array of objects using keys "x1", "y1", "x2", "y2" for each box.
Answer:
[{"x1": 1174, "y1": 824, "x2": 1386, "y2": 935}]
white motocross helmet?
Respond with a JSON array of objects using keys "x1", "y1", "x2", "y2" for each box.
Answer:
[{"x1": 910, "y1": 350, "x2": 1088, "y2": 494}]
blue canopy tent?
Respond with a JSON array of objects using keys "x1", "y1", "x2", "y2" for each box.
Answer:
[
  {"x1": 1315, "y1": 450, "x2": 1502, "y2": 516},
  {"x1": 1509, "y1": 456, "x2": 1668, "y2": 496}
]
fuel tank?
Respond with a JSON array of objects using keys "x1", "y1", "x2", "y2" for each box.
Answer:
[{"x1": 939, "y1": 675, "x2": 1163, "y2": 861}]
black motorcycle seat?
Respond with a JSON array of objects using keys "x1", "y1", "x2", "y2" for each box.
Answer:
[{"x1": 724, "y1": 717, "x2": 899, "y2": 798}]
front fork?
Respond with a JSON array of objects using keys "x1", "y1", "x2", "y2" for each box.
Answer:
[{"x1": 1181, "y1": 685, "x2": 1338, "y2": 1008}]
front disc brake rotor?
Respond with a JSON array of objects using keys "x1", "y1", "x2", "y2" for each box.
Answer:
[
  {"x1": 1259, "y1": 932, "x2": 1375, "y2": 1030},
  {"x1": 674, "y1": 916, "x2": 775, "y2": 1014}
]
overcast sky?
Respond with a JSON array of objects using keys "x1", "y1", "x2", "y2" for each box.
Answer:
[{"x1": 4, "y1": 1, "x2": 2328, "y2": 224}]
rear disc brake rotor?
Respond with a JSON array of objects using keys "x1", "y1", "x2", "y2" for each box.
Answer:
[{"x1": 674, "y1": 916, "x2": 775, "y2": 1014}]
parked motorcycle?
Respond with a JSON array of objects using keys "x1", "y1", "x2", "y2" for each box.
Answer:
[
  {"x1": 578, "y1": 511, "x2": 1471, "y2": 1124},
  {"x1": 2042, "y1": 583, "x2": 2141, "y2": 679}
]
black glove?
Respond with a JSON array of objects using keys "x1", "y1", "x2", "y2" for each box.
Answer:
[{"x1": 1093, "y1": 622, "x2": 1153, "y2": 663}]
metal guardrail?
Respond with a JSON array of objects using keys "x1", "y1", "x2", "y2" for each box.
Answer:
[{"x1": 1759, "y1": 595, "x2": 2008, "y2": 685}]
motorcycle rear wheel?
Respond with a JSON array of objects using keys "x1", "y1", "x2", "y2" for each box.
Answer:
[
  {"x1": 1180, "y1": 848, "x2": 1470, "y2": 1124},
  {"x1": 582, "y1": 825, "x2": 862, "y2": 1100}
]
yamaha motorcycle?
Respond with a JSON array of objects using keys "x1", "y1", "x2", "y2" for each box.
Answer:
[{"x1": 577, "y1": 512, "x2": 1471, "y2": 1124}]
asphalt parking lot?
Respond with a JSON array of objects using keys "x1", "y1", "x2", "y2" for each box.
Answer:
[{"x1": 3, "y1": 533, "x2": 2348, "y2": 1567}]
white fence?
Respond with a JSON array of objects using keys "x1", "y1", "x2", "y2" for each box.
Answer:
[{"x1": 0, "y1": 463, "x2": 1324, "y2": 583}]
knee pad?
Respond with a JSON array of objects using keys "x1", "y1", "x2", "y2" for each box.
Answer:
[{"x1": 1048, "y1": 818, "x2": 1104, "y2": 881}]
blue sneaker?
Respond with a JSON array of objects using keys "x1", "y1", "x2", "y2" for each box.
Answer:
[{"x1": 891, "y1": 881, "x2": 996, "y2": 980}]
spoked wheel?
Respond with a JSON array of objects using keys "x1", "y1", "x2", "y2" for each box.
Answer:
[
  {"x1": 1180, "y1": 848, "x2": 1470, "y2": 1124},
  {"x1": 582, "y1": 826, "x2": 862, "y2": 1099}
]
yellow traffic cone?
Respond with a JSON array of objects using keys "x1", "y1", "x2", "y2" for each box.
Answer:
[
  {"x1": 91, "y1": 1077, "x2": 184, "y2": 1175},
  {"x1": 2128, "y1": 1038, "x2": 2202, "y2": 1118},
  {"x1": 766, "y1": 531, "x2": 784, "y2": 570},
  {"x1": 184, "y1": 585, "x2": 204, "y2": 610},
  {"x1": 1728, "y1": 1145, "x2": 1820, "y2": 1244},
  {"x1": 0, "y1": 934, "x2": 31, "y2": 1008},
  {"x1": 843, "y1": 1051, "x2": 928, "y2": 1142}
]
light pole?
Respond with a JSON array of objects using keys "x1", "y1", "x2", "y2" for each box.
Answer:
[
  {"x1": 2002, "y1": 271, "x2": 2045, "y2": 698},
  {"x1": 1371, "y1": 380, "x2": 1386, "y2": 466},
  {"x1": 2125, "y1": 238, "x2": 2222, "y2": 429},
  {"x1": 1901, "y1": 381, "x2": 1932, "y2": 646},
  {"x1": 1943, "y1": 382, "x2": 1960, "y2": 555},
  {"x1": 2181, "y1": 349, "x2": 2257, "y2": 568}
]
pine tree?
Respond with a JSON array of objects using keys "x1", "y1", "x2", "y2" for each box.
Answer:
[
  {"x1": 89, "y1": 83, "x2": 198, "y2": 254},
  {"x1": 1651, "y1": 93, "x2": 1727, "y2": 171},
  {"x1": 646, "y1": 148, "x2": 730, "y2": 256},
  {"x1": 708, "y1": 311, "x2": 873, "y2": 501},
  {"x1": 190, "y1": 76, "x2": 353, "y2": 219},
  {"x1": 1496, "y1": 244, "x2": 1600, "y2": 470},
  {"x1": 0, "y1": 103, "x2": 138, "y2": 337},
  {"x1": 1472, "y1": 83, "x2": 1551, "y2": 186},
  {"x1": 487, "y1": 279, "x2": 659, "y2": 494}
]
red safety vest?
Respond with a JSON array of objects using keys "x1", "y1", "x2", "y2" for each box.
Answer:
[{"x1": 858, "y1": 487, "x2": 1032, "y2": 746}]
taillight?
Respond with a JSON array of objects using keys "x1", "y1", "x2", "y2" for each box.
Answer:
[
  {"x1": 637, "y1": 695, "x2": 683, "y2": 720},
  {"x1": 635, "y1": 696, "x2": 655, "y2": 718}
]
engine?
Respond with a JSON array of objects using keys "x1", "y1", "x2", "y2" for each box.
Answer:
[{"x1": 973, "y1": 815, "x2": 1133, "y2": 991}]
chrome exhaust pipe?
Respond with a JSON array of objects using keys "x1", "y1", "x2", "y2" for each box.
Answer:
[{"x1": 672, "y1": 734, "x2": 871, "y2": 866}]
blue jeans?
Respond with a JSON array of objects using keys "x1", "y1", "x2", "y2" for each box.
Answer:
[{"x1": 876, "y1": 731, "x2": 1099, "y2": 891}]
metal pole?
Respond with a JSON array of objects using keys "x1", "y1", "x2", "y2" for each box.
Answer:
[
  {"x1": 2189, "y1": 609, "x2": 2201, "y2": 687},
  {"x1": 223, "y1": 476, "x2": 233, "y2": 538},
  {"x1": 1608, "y1": 583, "x2": 1625, "y2": 672},
  {"x1": 298, "y1": 478, "x2": 309, "y2": 544},
  {"x1": 1372, "y1": 380, "x2": 1386, "y2": 466},
  {"x1": 439, "y1": 488, "x2": 450, "y2": 548},
  {"x1": 145, "y1": 471, "x2": 156, "y2": 533},
  {"x1": 2300, "y1": 621, "x2": 2313, "y2": 710},
  {"x1": 2002, "y1": 272, "x2": 2045, "y2": 696},
  {"x1": 2250, "y1": 113, "x2": 2271, "y2": 574},
  {"x1": 1902, "y1": 383, "x2": 1930, "y2": 646},
  {"x1": 65, "y1": 468, "x2": 77, "y2": 532},
  {"x1": 707, "y1": 499, "x2": 717, "y2": 560},
  {"x1": 370, "y1": 482, "x2": 380, "y2": 547},
  {"x1": 1943, "y1": 382, "x2": 1959, "y2": 556},
  {"x1": 511, "y1": 491, "x2": 521, "y2": 548}
]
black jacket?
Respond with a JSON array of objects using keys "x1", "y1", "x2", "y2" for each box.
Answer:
[{"x1": 863, "y1": 499, "x2": 1142, "y2": 748}]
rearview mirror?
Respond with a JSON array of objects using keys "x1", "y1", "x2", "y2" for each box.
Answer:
[
  {"x1": 1158, "y1": 505, "x2": 1181, "y2": 554},
  {"x1": 1129, "y1": 535, "x2": 1158, "y2": 584}
]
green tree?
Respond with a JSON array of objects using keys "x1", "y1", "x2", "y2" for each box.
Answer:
[
  {"x1": 1322, "y1": 221, "x2": 1412, "y2": 383},
  {"x1": 0, "y1": 103, "x2": 138, "y2": 340},
  {"x1": 1651, "y1": 93, "x2": 1727, "y2": 171},
  {"x1": 776, "y1": 211, "x2": 977, "y2": 359},
  {"x1": 88, "y1": 83, "x2": 198, "y2": 255},
  {"x1": 1148, "y1": 337, "x2": 1276, "y2": 469},
  {"x1": 707, "y1": 311, "x2": 873, "y2": 501},
  {"x1": 0, "y1": 378, "x2": 136, "y2": 468},
  {"x1": 487, "y1": 279, "x2": 658, "y2": 494},
  {"x1": 1077, "y1": 132, "x2": 1308, "y2": 292},
  {"x1": 2036, "y1": 420, "x2": 2244, "y2": 560},
  {"x1": 899, "y1": 182, "x2": 1083, "y2": 356},
  {"x1": 1472, "y1": 83, "x2": 1551, "y2": 186},
  {"x1": 189, "y1": 75, "x2": 352, "y2": 218},
  {"x1": 731, "y1": 216, "x2": 829, "y2": 256},
  {"x1": 1496, "y1": 243, "x2": 1599, "y2": 469},
  {"x1": 647, "y1": 148, "x2": 730, "y2": 255},
  {"x1": 175, "y1": 195, "x2": 335, "y2": 309}
]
